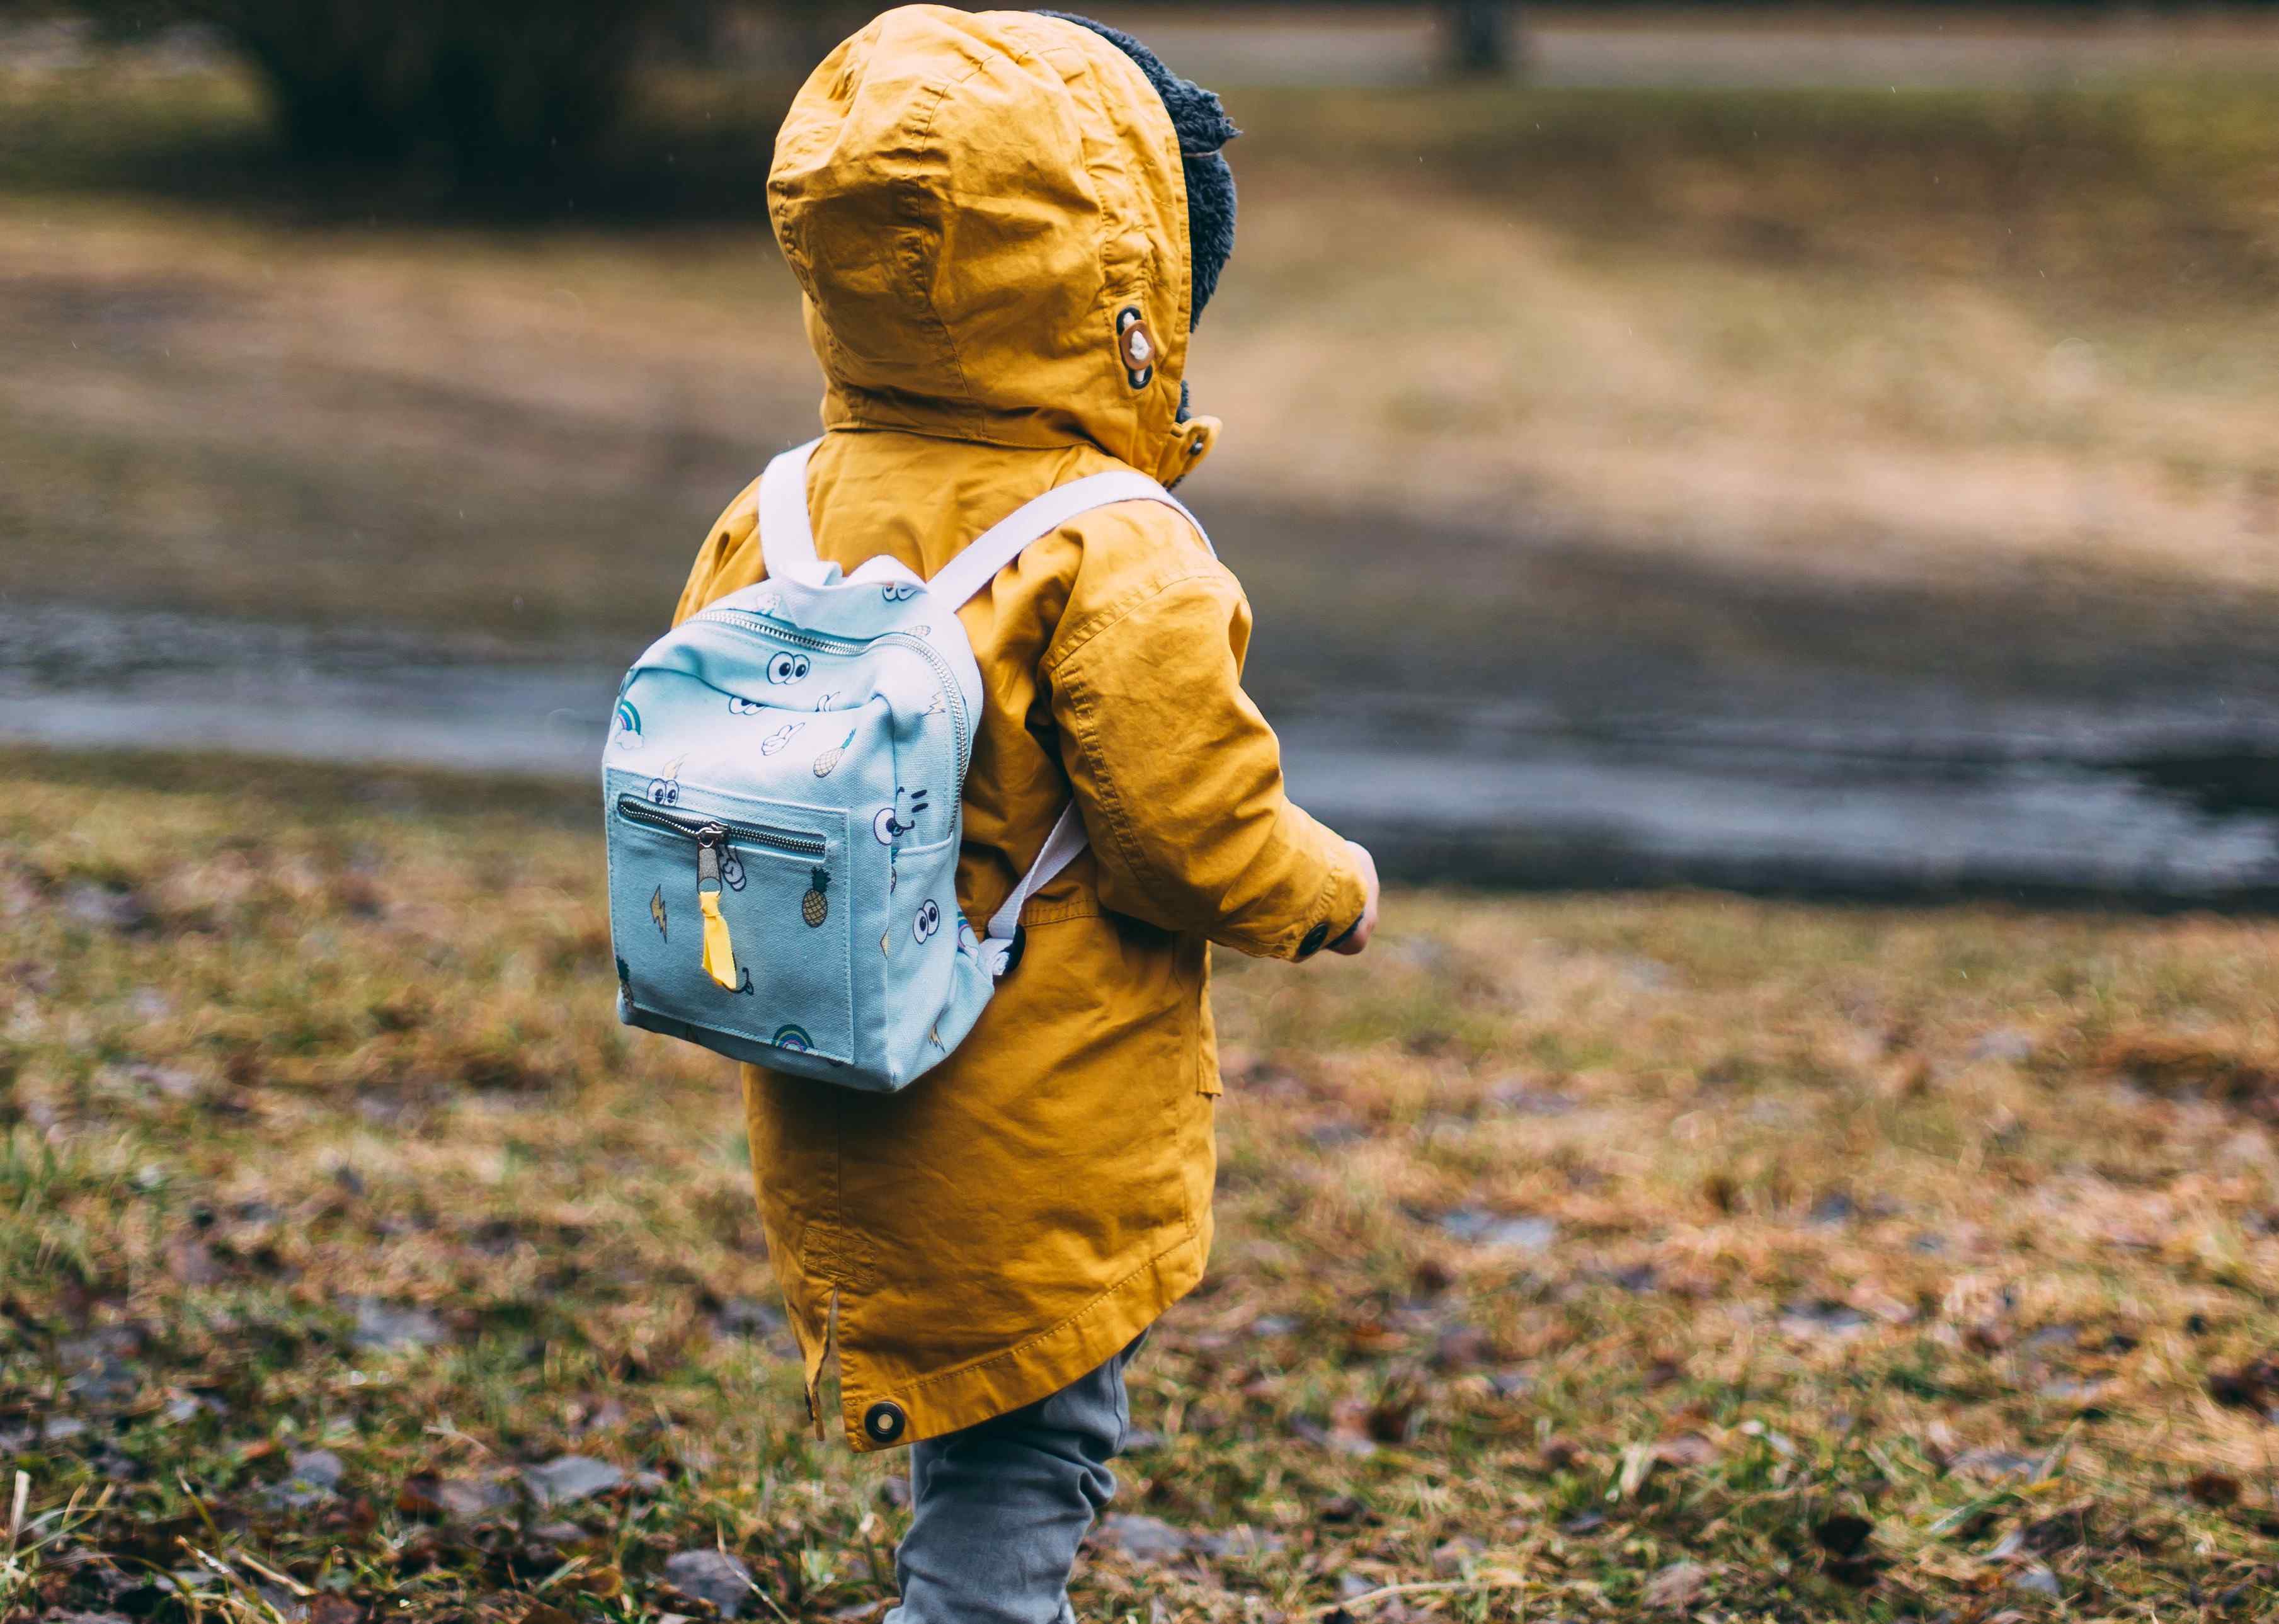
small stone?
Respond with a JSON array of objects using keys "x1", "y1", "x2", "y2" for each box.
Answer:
[
  {"x1": 1434, "y1": 1208, "x2": 1557, "y2": 1251},
  {"x1": 1779, "y1": 1298, "x2": 1871, "y2": 1339},
  {"x1": 520, "y1": 1455, "x2": 624, "y2": 1507},
  {"x1": 265, "y1": 1448, "x2": 345, "y2": 1509},
  {"x1": 1092, "y1": 1512, "x2": 1191, "y2": 1563},
  {"x1": 288, "y1": 1448, "x2": 345, "y2": 1487},
  {"x1": 347, "y1": 1298, "x2": 446, "y2": 1351},
  {"x1": 62, "y1": 882, "x2": 153, "y2": 933}
]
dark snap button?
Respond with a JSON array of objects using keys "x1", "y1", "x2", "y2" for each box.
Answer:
[
  {"x1": 1296, "y1": 922, "x2": 1330, "y2": 960},
  {"x1": 863, "y1": 1400, "x2": 906, "y2": 1444}
]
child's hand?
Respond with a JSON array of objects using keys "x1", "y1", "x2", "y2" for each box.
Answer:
[{"x1": 1329, "y1": 840, "x2": 1379, "y2": 956}]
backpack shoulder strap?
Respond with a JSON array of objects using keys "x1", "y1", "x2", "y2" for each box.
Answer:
[
  {"x1": 757, "y1": 438, "x2": 825, "y2": 585},
  {"x1": 927, "y1": 469, "x2": 1213, "y2": 610}
]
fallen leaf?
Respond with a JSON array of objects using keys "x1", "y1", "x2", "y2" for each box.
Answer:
[
  {"x1": 1642, "y1": 1560, "x2": 1709, "y2": 1610},
  {"x1": 1653, "y1": 1432, "x2": 1718, "y2": 1468}
]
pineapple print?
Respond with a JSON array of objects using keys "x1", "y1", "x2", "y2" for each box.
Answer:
[
  {"x1": 813, "y1": 727, "x2": 857, "y2": 779},
  {"x1": 801, "y1": 867, "x2": 830, "y2": 928}
]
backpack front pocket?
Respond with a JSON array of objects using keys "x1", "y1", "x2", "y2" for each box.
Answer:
[{"x1": 608, "y1": 787, "x2": 855, "y2": 1067}]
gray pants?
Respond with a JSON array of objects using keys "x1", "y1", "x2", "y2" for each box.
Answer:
[{"x1": 884, "y1": 1339, "x2": 1141, "y2": 1624}]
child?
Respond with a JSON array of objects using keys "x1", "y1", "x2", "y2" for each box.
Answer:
[{"x1": 670, "y1": 8, "x2": 1379, "y2": 1616}]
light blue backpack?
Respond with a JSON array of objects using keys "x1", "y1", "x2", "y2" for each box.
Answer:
[{"x1": 603, "y1": 438, "x2": 1208, "y2": 1092}]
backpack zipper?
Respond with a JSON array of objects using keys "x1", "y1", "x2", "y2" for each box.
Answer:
[
  {"x1": 615, "y1": 795, "x2": 827, "y2": 858},
  {"x1": 692, "y1": 607, "x2": 973, "y2": 781}
]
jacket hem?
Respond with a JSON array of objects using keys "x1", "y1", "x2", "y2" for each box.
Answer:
[{"x1": 838, "y1": 1211, "x2": 1211, "y2": 1452}]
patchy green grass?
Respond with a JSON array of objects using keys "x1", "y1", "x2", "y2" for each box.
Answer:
[{"x1": 8, "y1": 748, "x2": 2279, "y2": 1620}]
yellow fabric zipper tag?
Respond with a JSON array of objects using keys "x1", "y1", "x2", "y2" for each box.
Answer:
[
  {"x1": 699, "y1": 890, "x2": 738, "y2": 989},
  {"x1": 695, "y1": 827, "x2": 739, "y2": 990}
]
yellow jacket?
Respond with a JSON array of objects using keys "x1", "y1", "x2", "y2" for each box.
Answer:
[{"x1": 673, "y1": 4, "x2": 1367, "y2": 1450}]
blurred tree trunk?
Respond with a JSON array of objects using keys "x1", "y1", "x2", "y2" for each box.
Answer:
[
  {"x1": 1446, "y1": 0, "x2": 1517, "y2": 77},
  {"x1": 66, "y1": 0, "x2": 660, "y2": 180}
]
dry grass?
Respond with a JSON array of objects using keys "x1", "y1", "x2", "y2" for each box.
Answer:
[
  {"x1": 3, "y1": 62, "x2": 2278, "y2": 672},
  {"x1": 9, "y1": 748, "x2": 2279, "y2": 1619}
]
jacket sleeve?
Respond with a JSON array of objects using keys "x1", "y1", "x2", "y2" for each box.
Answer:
[{"x1": 1046, "y1": 556, "x2": 1369, "y2": 961}]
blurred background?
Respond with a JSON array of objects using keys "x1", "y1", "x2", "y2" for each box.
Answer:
[{"x1": 7, "y1": 0, "x2": 2279, "y2": 902}]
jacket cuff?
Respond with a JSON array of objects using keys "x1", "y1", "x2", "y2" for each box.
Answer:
[{"x1": 1284, "y1": 841, "x2": 1369, "y2": 962}]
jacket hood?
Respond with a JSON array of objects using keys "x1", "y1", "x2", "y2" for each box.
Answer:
[{"x1": 767, "y1": 5, "x2": 1219, "y2": 485}]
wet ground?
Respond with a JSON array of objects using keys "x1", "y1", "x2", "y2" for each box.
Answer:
[{"x1": 10, "y1": 598, "x2": 2279, "y2": 905}]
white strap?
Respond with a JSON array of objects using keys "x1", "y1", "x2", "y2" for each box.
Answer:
[
  {"x1": 929, "y1": 471, "x2": 1211, "y2": 609},
  {"x1": 758, "y1": 437, "x2": 825, "y2": 585},
  {"x1": 978, "y1": 801, "x2": 1089, "y2": 978}
]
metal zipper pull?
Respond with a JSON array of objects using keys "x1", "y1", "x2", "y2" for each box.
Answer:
[{"x1": 695, "y1": 825, "x2": 740, "y2": 990}]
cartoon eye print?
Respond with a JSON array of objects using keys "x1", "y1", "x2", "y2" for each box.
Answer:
[
  {"x1": 727, "y1": 695, "x2": 767, "y2": 716},
  {"x1": 646, "y1": 756, "x2": 686, "y2": 805},
  {"x1": 871, "y1": 787, "x2": 931, "y2": 844},
  {"x1": 760, "y1": 723, "x2": 803, "y2": 756},
  {"x1": 912, "y1": 900, "x2": 944, "y2": 944},
  {"x1": 767, "y1": 651, "x2": 812, "y2": 685},
  {"x1": 881, "y1": 581, "x2": 919, "y2": 603}
]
